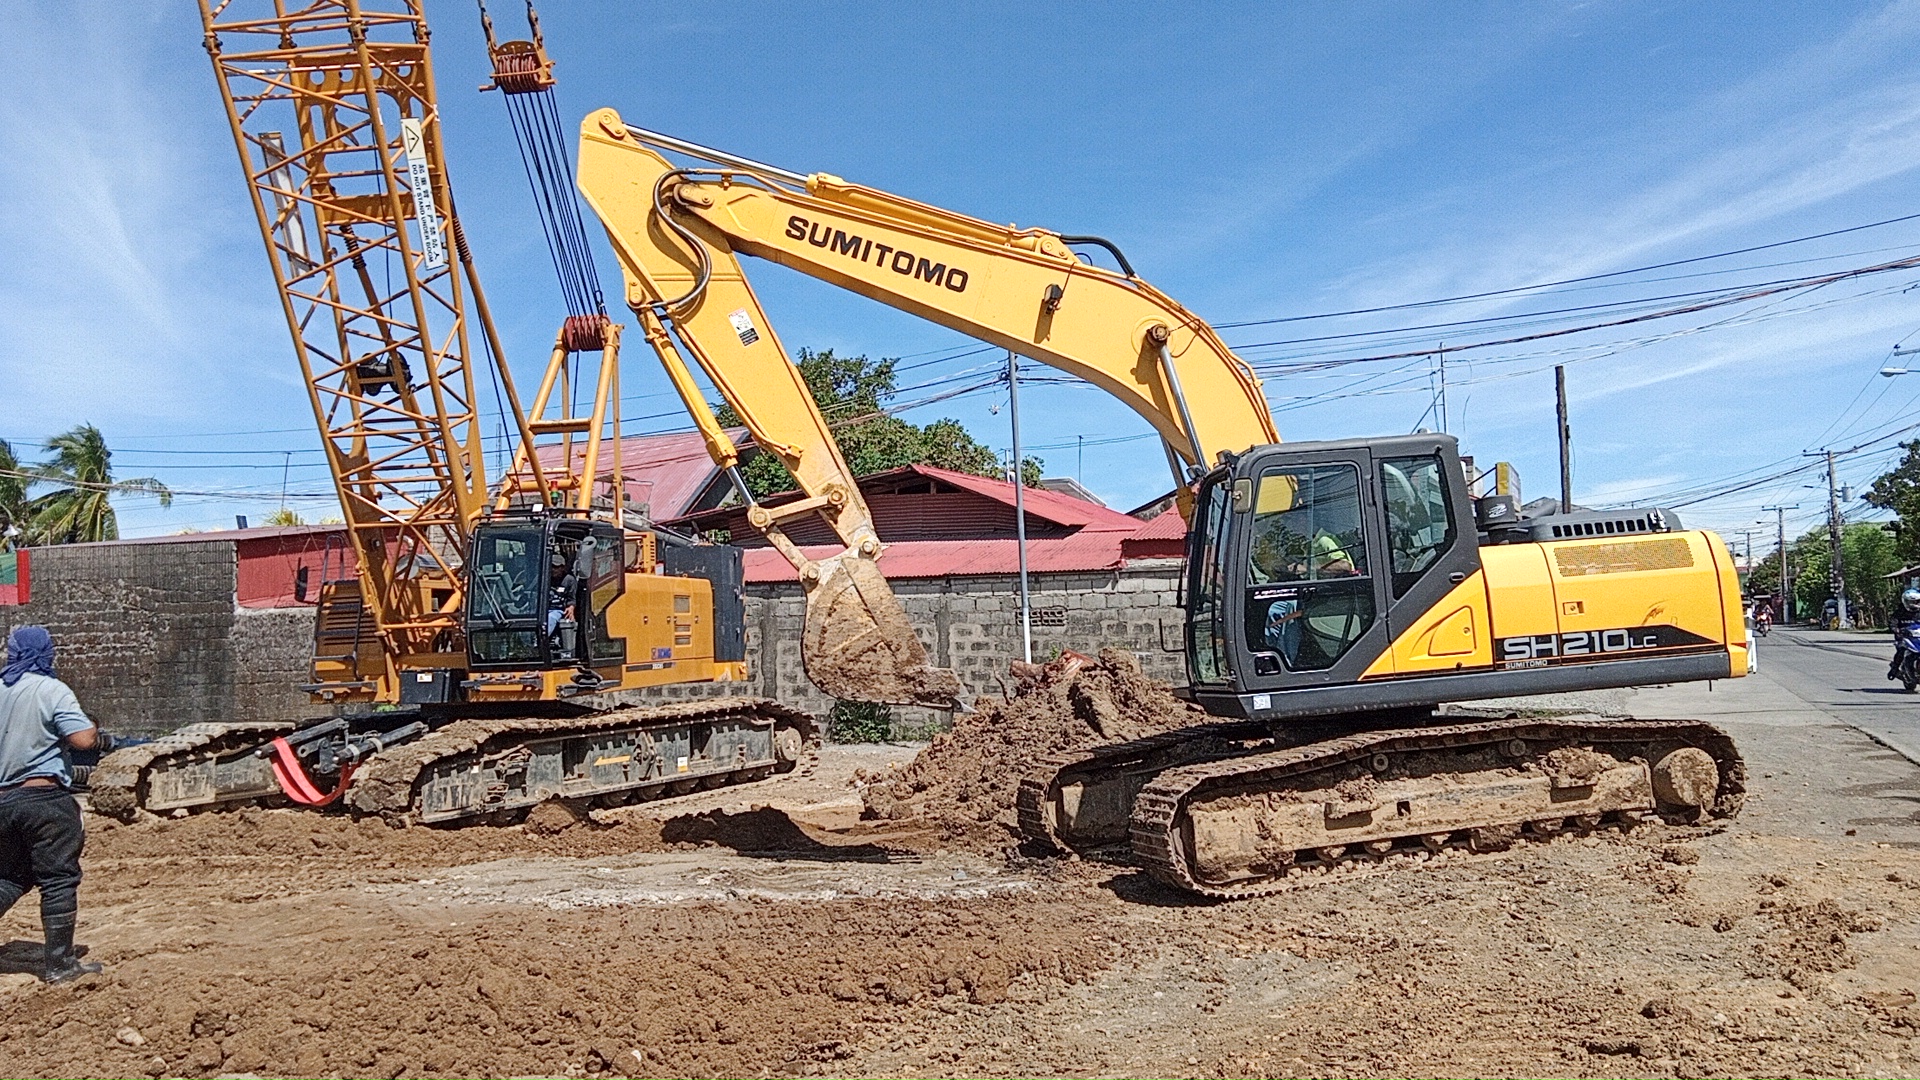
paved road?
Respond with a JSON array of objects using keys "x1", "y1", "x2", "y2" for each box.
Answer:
[
  {"x1": 1479, "y1": 626, "x2": 1920, "y2": 842},
  {"x1": 1756, "y1": 625, "x2": 1920, "y2": 765}
]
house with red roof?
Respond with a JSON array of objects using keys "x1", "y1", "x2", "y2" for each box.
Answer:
[{"x1": 663, "y1": 463, "x2": 1183, "y2": 583}]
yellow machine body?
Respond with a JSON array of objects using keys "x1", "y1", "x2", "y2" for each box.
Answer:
[{"x1": 1365, "y1": 531, "x2": 1747, "y2": 682}]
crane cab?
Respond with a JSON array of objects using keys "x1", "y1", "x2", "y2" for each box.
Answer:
[
  {"x1": 1183, "y1": 434, "x2": 1745, "y2": 722},
  {"x1": 466, "y1": 514, "x2": 629, "y2": 674}
]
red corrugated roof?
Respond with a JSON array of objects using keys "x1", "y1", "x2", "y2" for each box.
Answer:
[
  {"x1": 740, "y1": 534, "x2": 1139, "y2": 582},
  {"x1": 54, "y1": 523, "x2": 348, "y2": 548},
  {"x1": 1129, "y1": 508, "x2": 1188, "y2": 540},
  {"x1": 1121, "y1": 506, "x2": 1189, "y2": 560},
  {"x1": 533, "y1": 428, "x2": 744, "y2": 520},
  {"x1": 909, "y1": 466, "x2": 1135, "y2": 528},
  {"x1": 687, "y1": 464, "x2": 1159, "y2": 582}
]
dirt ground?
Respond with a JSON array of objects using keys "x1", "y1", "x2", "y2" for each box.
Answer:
[{"x1": 8, "y1": 669, "x2": 1920, "y2": 1077}]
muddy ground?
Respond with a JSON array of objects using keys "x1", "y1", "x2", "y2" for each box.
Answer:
[{"x1": 7, "y1": 666, "x2": 1920, "y2": 1077}]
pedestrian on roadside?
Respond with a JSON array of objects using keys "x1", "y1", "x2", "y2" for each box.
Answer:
[{"x1": 0, "y1": 626, "x2": 113, "y2": 983}]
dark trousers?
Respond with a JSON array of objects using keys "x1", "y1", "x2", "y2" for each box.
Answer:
[{"x1": 0, "y1": 786, "x2": 84, "y2": 922}]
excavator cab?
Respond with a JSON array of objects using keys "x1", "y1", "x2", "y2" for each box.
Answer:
[
  {"x1": 465, "y1": 515, "x2": 628, "y2": 673},
  {"x1": 1186, "y1": 433, "x2": 1484, "y2": 718}
]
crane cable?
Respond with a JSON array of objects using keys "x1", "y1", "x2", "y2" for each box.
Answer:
[{"x1": 478, "y1": 1, "x2": 606, "y2": 339}]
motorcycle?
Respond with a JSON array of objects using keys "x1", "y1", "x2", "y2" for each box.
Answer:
[{"x1": 1892, "y1": 624, "x2": 1920, "y2": 693}]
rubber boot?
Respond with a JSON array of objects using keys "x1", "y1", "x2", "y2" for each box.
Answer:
[{"x1": 41, "y1": 915, "x2": 101, "y2": 985}]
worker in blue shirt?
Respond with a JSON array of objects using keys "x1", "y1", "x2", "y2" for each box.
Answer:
[{"x1": 0, "y1": 626, "x2": 113, "y2": 984}]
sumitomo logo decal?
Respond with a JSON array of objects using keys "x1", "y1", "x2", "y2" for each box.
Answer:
[{"x1": 784, "y1": 215, "x2": 969, "y2": 293}]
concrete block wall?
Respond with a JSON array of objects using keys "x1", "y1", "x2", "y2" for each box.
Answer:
[
  {"x1": 0, "y1": 541, "x2": 240, "y2": 734},
  {"x1": 626, "y1": 561, "x2": 1189, "y2": 738},
  {"x1": 4, "y1": 540, "x2": 1187, "y2": 742}
]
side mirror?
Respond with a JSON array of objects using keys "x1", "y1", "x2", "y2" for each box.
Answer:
[{"x1": 294, "y1": 565, "x2": 311, "y2": 603}]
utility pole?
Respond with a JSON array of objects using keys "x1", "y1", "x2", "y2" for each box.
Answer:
[
  {"x1": 1556, "y1": 365, "x2": 1573, "y2": 513},
  {"x1": 1007, "y1": 351, "x2": 1032, "y2": 663},
  {"x1": 1434, "y1": 346, "x2": 1449, "y2": 433},
  {"x1": 1808, "y1": 449, "x2": 1850, "y2": 629},
  {"x1": 1762, "y1": 504, "x2": 1799, "y2": 623}
]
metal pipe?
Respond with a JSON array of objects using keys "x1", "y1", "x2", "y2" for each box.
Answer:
[
  {"x1": 1008, "y1": 351, "x2": 1032, "y2": 663},
  {"x1": 1155, "y1": 339, "x2": 1208, "y2": 475},
  {"x1": 624, "y1": 125, "x2": 809, "y2": 184}
]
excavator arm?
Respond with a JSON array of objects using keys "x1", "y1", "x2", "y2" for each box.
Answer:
[{"x1": 576, "y1": 107, "x2": 1280, "y2": 707}]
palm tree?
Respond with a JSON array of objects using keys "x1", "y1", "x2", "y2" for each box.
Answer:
[
  {"x1": 0, "y1": 438, "x2": 28, "y2": 546},
  {"x1": 27, "y1": 425, "x2": 172, "y2": 544}
]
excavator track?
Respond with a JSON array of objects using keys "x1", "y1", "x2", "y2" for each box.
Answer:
[
  {"x1": 1017, "y1": 719, "x2": 1280, "y2": 853},
  {"x1": 1128, "y1": 715, "x2": 1744, "y2": 900},
  {"x1": 345, "y1": 697, "x2": 818, "y2": 824},
  {"x1": 89, "y1": 720, "x2": 302, "y2": 819}
]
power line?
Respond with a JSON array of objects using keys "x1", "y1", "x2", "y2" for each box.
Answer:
[{"x1": 1213, "y1": 210, "x2": 1920, "y2": 330}]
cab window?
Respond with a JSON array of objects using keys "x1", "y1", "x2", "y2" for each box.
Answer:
[
  {"x1": 1187, "y1": 479, "x2": 1234, "y2": 685},
  {"x1": 1379, "y1": 454, "x2": 1457, "y2": 599},
  {"x1": 1244, "y1": 464, "x2": 1375, "y2": 673},
  {"x1": 1247, "y1": 465, "x2": 1367, "y2": 584}
]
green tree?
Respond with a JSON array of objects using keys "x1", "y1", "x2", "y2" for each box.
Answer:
[
  {"x1": 712, "y1": 348, "x2": 1042, "y2": 498},
  {"x1": 26, "y1": 424, "x2": 172, "y2": 544},
  {"x1": 263, "y1": 507, "x2": 307, "y2": 527},
  {"x1": 1867, "y1": 440, "x2": 1920, "y2": 569},
  {"x1": 0, "y1": 438, "x2": 28, "y2": 542},
  {"x1": 1786, "y1": 522, "x2": 1902, "y2": 627}
]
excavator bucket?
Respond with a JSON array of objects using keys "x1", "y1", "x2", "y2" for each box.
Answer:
[{"x1": 801, "y1": 553, "x2": 964, "y2": 709}]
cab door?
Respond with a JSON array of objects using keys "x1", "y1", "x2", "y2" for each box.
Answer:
[
  {"x1": 1372, "y1": 436, "x2": 1490, "y2": 676},
  {"x1": 1231, "y1": 445, "x2": 1394, "y2": 691}
]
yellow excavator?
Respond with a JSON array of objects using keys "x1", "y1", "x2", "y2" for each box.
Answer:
[
  {"x1": 92, "y1": 4, "x2": 814, "y2": 825},
  {"x1": 573, "y1": 107, "x2": 1748, "y2": 897}
]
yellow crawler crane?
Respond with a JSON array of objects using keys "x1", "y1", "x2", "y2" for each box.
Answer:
[
  {"x1": 574, "y1": 108, "x2": 1748, "y2": 897},
  {"x1": 91, "y1": 5, "x2": 813, "y2": 826}
]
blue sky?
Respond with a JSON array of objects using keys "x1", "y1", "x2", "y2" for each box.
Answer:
[{"x1": 8, "y1": 2, "x2": 1920, "y2": 555}]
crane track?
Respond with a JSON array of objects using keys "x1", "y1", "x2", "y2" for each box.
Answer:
[
  {"x1": 89, "y1": 721, "x2": 301, "y2": 819},
  {"x1": 345, "y1": 697, "x2": 818, "y2": 823},
  {"x1": 90, "y1": 700, "x2": 817, "y2": 825},
  {"x1": 1128, "y1": 716, "x2": 1744, "y2": 900}
]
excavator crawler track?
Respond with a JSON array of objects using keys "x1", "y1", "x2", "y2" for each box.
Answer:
[
  {"x1": 1127, "y1": 716, "x2": 1744, "y2": 900},
  {"x1": 345, "y1": 698, "x2": 818, "y2": 825},
  {"x1": 1017, "y1": 719, "x2": 1279, "y2": 853}
]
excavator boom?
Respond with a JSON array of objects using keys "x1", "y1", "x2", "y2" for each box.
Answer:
[{"x1": 577, "y1": 109, "x2": 1281, "y2": 707}]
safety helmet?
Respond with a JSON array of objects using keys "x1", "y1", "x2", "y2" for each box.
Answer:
[{"x1": 1902, "y1": 587, "x2": 1920, "y2": 613}]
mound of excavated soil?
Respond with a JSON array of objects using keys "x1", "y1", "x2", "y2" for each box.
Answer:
[{"x1": 861, "y1": 649, "x2": 1207, "y2": 849}]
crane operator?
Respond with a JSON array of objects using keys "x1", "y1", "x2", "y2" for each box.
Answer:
[{"x1": 0, "y1": 626, "x2": 113, "y2": 983}]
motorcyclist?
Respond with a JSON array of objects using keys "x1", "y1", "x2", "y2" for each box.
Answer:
[
  {"x1": 1888, "y1": 588, "x2": 1920, "y2": 681},
  {"x1": 1754, "y1": 605, "x2": 1772, "y2": 635}
]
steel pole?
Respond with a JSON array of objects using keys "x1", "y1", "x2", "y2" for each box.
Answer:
[{"x1": 1008, "y1": 351, "x2": 1032, "y2": 663}]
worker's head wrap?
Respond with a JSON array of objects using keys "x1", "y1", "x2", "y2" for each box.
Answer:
[{"x1": 2, "y1": 625, "x2": 54, "y2": 687}]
